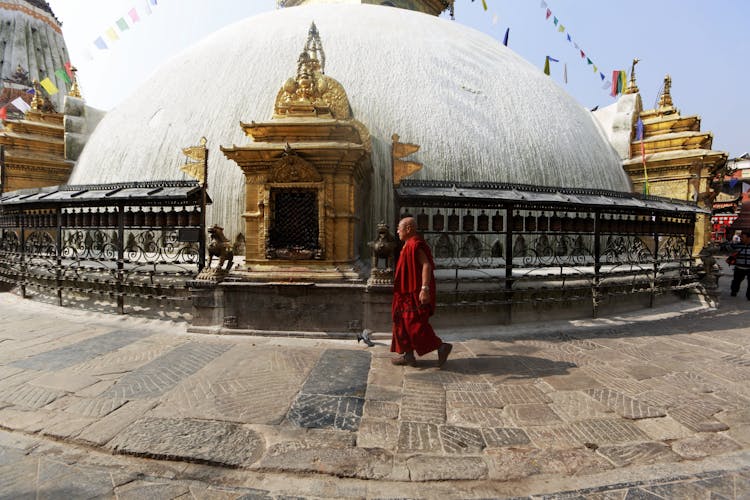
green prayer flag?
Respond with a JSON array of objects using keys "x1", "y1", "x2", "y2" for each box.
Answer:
[
  {"x1": 54, "y1": 68, "x2": 71, "y2": 85},
  {"x1": 543, "y1": 56, "x2": 550, "y2": 75},
  {"x1": 116, "y1": 18, "x2": 129, "y2": 31}
]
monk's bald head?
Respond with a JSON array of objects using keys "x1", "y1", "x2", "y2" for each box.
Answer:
[{"x1": 397, "y1": 217, "x2": 416, "y2": 241}]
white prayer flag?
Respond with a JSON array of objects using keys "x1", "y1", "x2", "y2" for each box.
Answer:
[{"x1": 10, "y1": 97, "x2": 30, "y2": 113}]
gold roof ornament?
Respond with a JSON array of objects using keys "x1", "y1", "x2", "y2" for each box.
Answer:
[
  {"x1": 624, "y1": 58, "x2": 639, "y2": 94},
  {"x1": 181, "y1": 136, "x2": 208, "y2": 184},
  {"x1": 68, "y1": 66, "x2": 82, "y2": 98},
  {"x1": 274, "y1": 22, "x2": 352, "y2": 119},
  {"x1": 657, "y1": 74, "x2": 676, "y2": 115},
  {"x1": 392, "y1": 133, "x2": 423, "y2": 186}
]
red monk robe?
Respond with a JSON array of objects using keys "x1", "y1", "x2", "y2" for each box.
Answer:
[{"x1": 390, "y1": 235, "x2": 443, "y2": 356}]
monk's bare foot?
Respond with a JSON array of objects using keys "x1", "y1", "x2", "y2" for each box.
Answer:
[
  {"x1": 391, "y1": 353, "x2": 417, "y2": 367},
  {"x1": 438, "y1": 343, "x2": 452, "y2": 368}
]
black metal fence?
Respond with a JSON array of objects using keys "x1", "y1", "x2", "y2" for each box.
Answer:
[
  {"x1": 0, "y1": 181, "x2": 205, "y2": 316},
  {"x1": 396, "y1": 181, "x2": 704, "y2": 319}
]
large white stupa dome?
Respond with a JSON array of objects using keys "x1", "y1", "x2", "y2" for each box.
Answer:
[{"x1": 69, "y1": 4, "x2": 631, "y2": 240}]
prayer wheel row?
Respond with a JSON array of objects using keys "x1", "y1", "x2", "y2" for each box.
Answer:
[
  {"x1": 405, "y1": 209, "x2": 693, "y2": 236},
  {"x1": 0, "y1": 208, "x2": 202, "y2": 228}
]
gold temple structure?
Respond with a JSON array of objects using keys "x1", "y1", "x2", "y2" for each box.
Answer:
[
  {"x1": 0, "y1": 81, "x2": 74, "y2": 193},
  {"x1": 221, "y1": 23, "x2": 372, "y2": 281},
  {"x1": 619, "y1": 71, "x2": 728, "y2": 254}
]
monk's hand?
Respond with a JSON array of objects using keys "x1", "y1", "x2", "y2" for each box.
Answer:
[{"x1": 419, "y1": 287, "x2": 430, "y2": 305}]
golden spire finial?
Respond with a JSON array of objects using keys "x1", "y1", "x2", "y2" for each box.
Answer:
[
  {"x1": 68, "y1": 66, "x2": 82, "y2": 98},
  {"x1": 30, "y1": 80, "x2": 44, "y2": 111},
  {"x1": 624, "y1": 58, "x2": 639, "y2": 94},
  {"x1": 658, "y1": 74, "x2": 674, "y2": 110}
]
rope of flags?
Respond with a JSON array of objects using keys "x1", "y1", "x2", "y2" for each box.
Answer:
[
  {"x1": 0, "y1": 62, "x2": 76, "y2": 121},
  {"x1": 92, "y1": 0, "x2": 159, "y2": 51},
  {"x1": 539, "y1": 1, "x2": 627, "y2": 98}
]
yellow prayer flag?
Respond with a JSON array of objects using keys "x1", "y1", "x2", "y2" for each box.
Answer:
[
  {"x1": 105, "y1": 27, "x2": 119, "y2": 41},
  {"x1": 39, "y1": 77, "x2": 59, "y2": 95},
  {"x1": 558, "y1": 24, "x2": 565, "y2": 32},
  {"x1": 481, "y1": 0, "x2": 487, "y2": 10}
]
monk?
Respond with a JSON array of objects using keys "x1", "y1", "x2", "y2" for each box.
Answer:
[{"x1": 391, "y1": 216, "x2": 452, "y2": 368}]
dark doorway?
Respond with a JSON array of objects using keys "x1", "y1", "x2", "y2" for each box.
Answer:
[{"x1": 269, "y1": 189, "x2": 319, "y2": 253}]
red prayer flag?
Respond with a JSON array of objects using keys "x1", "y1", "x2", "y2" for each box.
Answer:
[
  {"x1": 546, "y1": 8, "x2": 551, "y2": 19},
  {"x1": 611, "y1": 71, "x2": 620, "y2": 96},
  {"x1": 0, "y1": 106, "x2": 6, "y2": 120},
  {"x1": 580, "y1": 50, "x2": 585, "y2": 58},
  {"x1": 128, "y1": 7, "x2": 140, "y2": 23},
  {"x1": 64, "y1": 61, "x2": 74, "y2": 80}
]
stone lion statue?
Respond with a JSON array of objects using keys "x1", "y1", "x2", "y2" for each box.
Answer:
[
  {"x1": 368, "y1": 222, "x2": 396, "y2": 272},
  {"x1": 207, "y1": 224, "x2": 234, "y2": 273}
]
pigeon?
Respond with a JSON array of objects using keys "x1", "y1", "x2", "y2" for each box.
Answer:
[{"x1": 357, "y1": 329, "x2": 375, "y2": 347}]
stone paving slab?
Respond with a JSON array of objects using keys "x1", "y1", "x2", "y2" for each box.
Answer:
[
  {"x1": 109, "y1": 417, "x2": 265, "y2": 467},
  {"x1": 11, "y1": 329, "x2": 151, "y2": 371}
]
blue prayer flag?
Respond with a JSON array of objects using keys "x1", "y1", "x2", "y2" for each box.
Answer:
[
  {"x1": 503, "y1": 28, "x2": 509, "y2": 46},
  {"x1": 635, "y1": 118, "x2": 644, "y2": 141},
  {"x1": 94, "y1": 36, "x2": 108, "y2": 50}
]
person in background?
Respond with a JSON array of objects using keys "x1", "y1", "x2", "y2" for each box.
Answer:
[
  {"x1": 390, "y1": 217, "x2": 452, "y2": 368},
  {"x1": 730, "y1": 230, "x2": 750, "y2": 299}
]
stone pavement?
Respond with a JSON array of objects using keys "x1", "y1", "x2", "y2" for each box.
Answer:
[{"x1": 0, "y1": 290, "x2": 750, "y2": 498}]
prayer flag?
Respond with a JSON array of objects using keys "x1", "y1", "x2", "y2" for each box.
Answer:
[
  {"x1": 600, "y1": 72, "x2": 605, "y2": 80},
  {"x1": 105, "y1": 27, "x2": 119, "y2": 41},
  {"x1": 11, "y1": 97, "x2": 30, "y2": 113},
  {"x1": 546, "y1": 8, "x2": 551, "y2": 19},
  {"x1": 129, "y1": 7, "x2": 140, "y2": 23},
  {"x1": 492, "y1": 14, "x2": 498, "y2": 25},
  {"x1": 603, "y1": 79, "x2": 611, "y2": 90},
  {"x1": 540, "y1": 0, "x2": 548, "y2": 8},
  {"x1": 558, "y1": 24, "x2": 565, "y2": 32},
  {"x1": 144, "y1": 0, "x2": 152, "y2": 15},
  {"x1": 642, "y1": 140, "x2": 649, "y2": 195},
  {"x1": 611, "y1": 71, "x2": 620, "y2": 96},
  {"x1": 635, "y1": 118, "x2": 644, "y2": 141},
  {"x1": 26, "y1": 88, "x2": 35, "y2": 94},
  {"x1": 116, "y1": 18, "x2": 129, "y2": 31},
  {"x1": 64, "y1": 61, "x2": 74, "y2": 80},
  {"x1": 55, "y1": 68, "x2": 71, "y2": 85},
  {"x1": 567, "y1": 34, "x2": 571, "y2": 42},
  {"x1": 0, "y1": 106, "x2": 6, "y2": 121},
  {"x1": 593, "y1": 65, "x2": 597, "y2": 73},
  {"x1": 503, "y1": 27, "x2": 509, "y2": 46},
  {"x1": 574, "y1": 42, "x2": 579, "y2": 49},
  {"x1": 553, "y1": 17, "x2": 558, "y2": 25},
  {"x1": 564, "y1": 63, "x2": 568, "y2": 84},
  {"x1": 543, "y1": 56, "x2": 550, "y2": 75},
  {"x1": 619, "y1": 71, "x2": 627, "y2": 93},
  {"x1": 40, "y1": 77, "x2": 58, "y2": 95},
  {"x1": 481, "y1": 0, "x2": 487, "y2": 10},
  {"x1": 547, "y1": 56, "x2": 559, "y2": 62},
  {"x1": 729, "y1": 177, "x2": 739, "y2": 189},
  {"x1": 94, "y1": 36, "x2": 108, "y2": 50},
  {"x1": 743, "y1": 182, "x2": 750, "y2": 193},
  {"x1": 150, "y1": 0, "x2": 158, "y2": 4},
  {"x1": 586, "y1": 57, "x2": 592, "y2": 65},
  {"x1": 580, "y1": 50, "x2": 585, "y2": 58}
]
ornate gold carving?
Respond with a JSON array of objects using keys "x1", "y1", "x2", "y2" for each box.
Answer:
[
  {"x1": 392, "y1": 133, "x2": 423, "y2": 186},
  {"x1": 274, "y1": 22, "x2": 352, "y2": 119},
  {"x1": 180, "y1": 137, "x2": 207, "y2": 184},
  {"x1": 268, "y1": 147, "x2": 322, "y2": 183}
]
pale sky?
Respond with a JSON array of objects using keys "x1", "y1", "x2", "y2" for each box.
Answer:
[{"x1": 47, "y1": 0, "x2": 748, "y2": 158}]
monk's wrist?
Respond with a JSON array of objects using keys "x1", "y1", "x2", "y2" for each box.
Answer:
[{"x1": 421, "y1": 285, "x2": 429, "y2": 292}]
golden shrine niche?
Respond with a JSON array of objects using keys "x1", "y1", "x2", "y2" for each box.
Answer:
[{"x1": 221, "y1": 22, "x2": 372, "y2": 280}]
